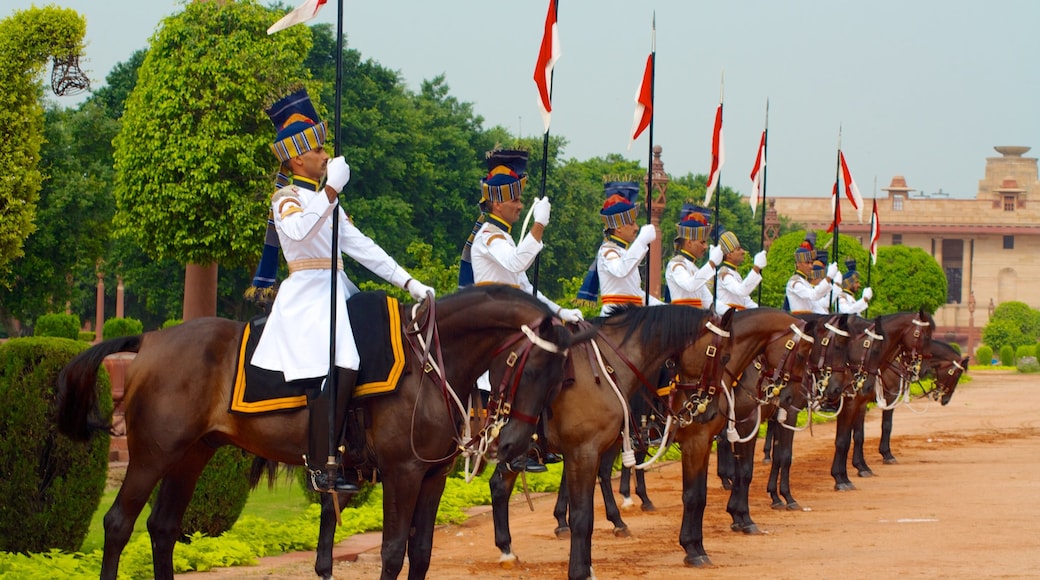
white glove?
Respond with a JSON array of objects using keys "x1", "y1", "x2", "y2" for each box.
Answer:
[
  {"x1": 325, "y1": 156, "x2": 350, "y2": 193},
  {"x1": 407, "y1": 280, "x2": 435, "y2": 302},
  {"x1": 708, "y1": 244, "x2": 724, "y2": 267},
  {"x1": 831, "y1": 272, "x2": 843, "y2": 288},
  {"x1": 753, "y1": 250, "x2": 767, "y2": 270},
  {"x1": 826, "y1": 262, "x2": 839, "y2": 281},
  {"x1": 863, "y1": 287, "x2": 873, "y2": 301},
  {"x1": 635, "y1": 224, "x2": 657, "y2": 246},
  {"x1": 558, "y1": 308, "x2": 584, "y2": 323},
  {"x1": 532, "y1": 197, "x2": 551, "y2": 226}
]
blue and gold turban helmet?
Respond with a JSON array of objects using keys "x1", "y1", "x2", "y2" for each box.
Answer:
[
  {"x1": 795, "y1": 231, "x2": 817, "y2": 265},
  {"x1": 480, "y1": 149, "x2": 529, "y2": 205},
  {"x1": 599, "y1": 181, "x2": 640, "y2": 229},
  {"x1": 843, "y1": 258, "x2": 860, "y2": 290},
  {"x1": 266, "y1": 88, "x2": 327, "y2": 163},
  {"x1": 676, "y1": 203, "x2": 711, "y2": 242}
]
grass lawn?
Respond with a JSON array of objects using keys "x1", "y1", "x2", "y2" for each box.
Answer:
[{"x1": 82, "y1": 474, "x2": 312, "y2": 553}]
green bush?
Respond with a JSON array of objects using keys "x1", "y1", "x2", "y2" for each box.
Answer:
[
  {"x1": 161, "y1": 319, "x2": 183, "y2": 329},
  {"x1": 150, "y1": 446, "x2": 253, "y2": 539},
  {"x1": 974, "y1": 345, "x2": 993, "y2": 366},
  {"x1": 0, "y1": 337, "x2": 111, "y2": 552},
  {"x1": 999, "y1": 344, "x2": 1015, "y2": 367},
  {"x1": 78, "y1": 331, "x2": 96, "y2": 342},
  {"x1": 102, "y1": 317, "x2": 144, "y2": 340},
  {"x1": 949, "y1": 342, "x2": 962, "y2": 355},
  {"x1": 1016, "y1": 356, "x2": 1040, "y2": 374},
  {"x1": 1015, "y1": 344, "x2": 1036, "y2": 360},
  {"x1": 33, "y1": 313, "x2": 80, "y2": 339}
]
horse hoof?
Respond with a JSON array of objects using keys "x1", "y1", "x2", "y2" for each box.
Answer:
[
  {"x1": 498, "y1": 552, "x2": 518, "y2": 569},
  {"x1": 858, "y1": 470, "x2": 875, "y2": 478},
  {"x1": 721, "y1": 481, "x2": 732, "y2": 491},
  {"x1": 883, "y1": 457, "x2": 898, "y2": 465},
  {"x1": 742, "y1": 524, "x2": 762, "y2": 535},
  {"x1": 834, "y1": 482, "x2": 856, "y2": 491},
  {"x1": 684, "y1": 554, "x2": 713, "y2": 568},
  {"x1": 762, "y1": 457, "x2": 772, "y2": 464},
  {"x1": 613, "y1": 526, "x2": 631, "y2": 538},
  {"x1": 786, "y1": 502, "x2": 801, "y2": 511},
  {"x1": 641, "y1": 502, "x2": 656, "y2": 512},
  {"x1": 554, "y1": 526, "x2": 571, "y2": 539},
  {"x1": 621, "y1": 496, "x2": 634, "y2": 509},
  {"x1": 771, "y1": 501, "x2": 785, "y2": 510}
]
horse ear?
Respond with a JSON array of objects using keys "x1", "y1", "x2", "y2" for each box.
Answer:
[
  {"x1": 961, "y1": 356, "x2": 970, "y2": 370},
  {"x1": 720, "y1": 308, "x2": 735, "y2": 329}
]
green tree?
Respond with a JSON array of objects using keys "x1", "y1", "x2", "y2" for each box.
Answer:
[
  {"x1": 0, "y1": 6, "x2": 86, "y2": 276},
  {"x1": 868, "y1": 245, "x2": 946, "y2": 315},
  {"x1": 988, "y1": 301, "x2": 1040, "y2": 342},
  {"x1": 982, "y1": 318, "x2": 1028, "y2": 354},
  {"x1": 113, "y1": 0, "x2": 312, "y2": 318}
]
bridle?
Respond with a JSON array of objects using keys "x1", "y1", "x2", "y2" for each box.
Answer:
[{"x1": 742, "y1": 321, "x2": 814, "y2": 407}]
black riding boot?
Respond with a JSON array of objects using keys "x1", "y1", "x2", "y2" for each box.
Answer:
[{"x1": 306, "y1": 369, "x2": 360, "y2": 493}]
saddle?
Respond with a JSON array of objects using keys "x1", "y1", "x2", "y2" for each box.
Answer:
[{"x1": 229, "y1": 291, "x2": 409, "y2": 415}]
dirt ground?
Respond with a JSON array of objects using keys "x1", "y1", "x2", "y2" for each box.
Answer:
[{"x1": 186, "y1": 370, "x2": 1040, "y2": 579}]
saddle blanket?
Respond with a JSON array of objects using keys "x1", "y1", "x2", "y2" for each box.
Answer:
[{"x1": 229, "y1": 291, "x2": 407, "y2": 415}]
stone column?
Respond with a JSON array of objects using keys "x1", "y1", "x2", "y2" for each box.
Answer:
[
  {"x1": 644, "y1": 145, "x2": 670, "y2": 300},
  {"x1": 94, "y1": 266, "x2": 105, "y2": 343},
  {"x1": 116, "y1": 276, "x2": 125, "y2": 319}
]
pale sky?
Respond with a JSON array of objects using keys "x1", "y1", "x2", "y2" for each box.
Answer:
[{"x1": 10, "y1": 0, "x2": 1040, "y2": 207}]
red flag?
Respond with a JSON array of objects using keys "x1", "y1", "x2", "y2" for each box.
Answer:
[
  {"x1": 748, "y1": 129, "x2": 766, "y2": 216},
  {"x1": 267, "y1": 0, "x2": 328, "y2": 34},
  {"x1": 627, "y1": 54, "x2": 654, "y2": 150},
  {"x1": 533, "y1": 0, "x2": 560, "y2": 134},
  {"x1": 827, "y1": 182, "x2": 842, "y2": 233},
  {"x1": 839, "y1": 150, "x2": 864, "y2": 222},
  {"x1": 869, "y1": 198, "x2": 880, "y2": 265},
  {"x1": 703, "y1": 104, "x2": 725, "y2": 205}
]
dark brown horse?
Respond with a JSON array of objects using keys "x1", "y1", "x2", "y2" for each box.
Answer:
[
  {"x1": 57, "y1": 285, "x2": 577, "y2": 580},
  {"x1": 849, "y1": 338, "x2": 967, "y2": 477},
  {"x1": 492, "y1": 306, "x2": 814, "y2": 578}
]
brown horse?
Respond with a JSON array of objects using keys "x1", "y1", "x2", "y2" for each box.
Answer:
[
  {"x1": 491, "y1": 306, "x2": 814, "y2": 578},
  {"x1": 57, "y1": 285, "x2": 578, "y2": 580}
]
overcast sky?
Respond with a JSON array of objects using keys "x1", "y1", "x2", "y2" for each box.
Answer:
[{"x1": 10, "y1": 0, "x2": 1040, "y2": 207}]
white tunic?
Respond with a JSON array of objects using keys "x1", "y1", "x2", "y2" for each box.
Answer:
[
  {"x1": 715, "y1": 263, "x2": 761, "y2": 315},
  {"x1": 470, "y1": 216, "x2": 564, "y2": 314},
  {"x1": 785, "y1": 272, "x2": 833, "y2": 315},
  {"x1": 665, "y1": 252, "x2": 714, "y2": 309},
  {"x1": 836, "y1": 290, "x2": 869, "y2": 315},
  {"x1": 597, "y1": 236, "x2": 659, "y2": 316},
  {"x1": 251, "y1": 181, "x2": 411, "y2": 381}
]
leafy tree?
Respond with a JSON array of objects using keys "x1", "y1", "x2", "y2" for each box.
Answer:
[
  {"x1": 868, "y1": 245, "x2": 946, "y2": 315},
  {"x1": 112, "y1": 0, "x2": 313, "y2": 317},
  {"x1": 0, "y1": 6, "x2": 86, "y2": 276},
  {"x1": 982, "y1": 318, "x2": 1028, "y2": 354},
  {"x1": 988, "y1": 301, "x2": 1040, "y2": 341}
]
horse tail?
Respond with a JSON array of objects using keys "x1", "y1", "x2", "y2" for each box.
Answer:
[
  {"x1": 249, "y1": 456, "x2": 282, "y2": 490},
  {"x1": 57, "y1": 334, "x2": 143, "y2": 441}
]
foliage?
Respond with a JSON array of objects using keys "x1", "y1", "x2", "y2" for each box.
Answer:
[
  {"x1": 78, "y1": 331, "x2": 95, "y2": 342},
  {"x1": 982, "y1": 318, "x2": 1027, "y2": 354},
  {"x1": 1016, "y1": 344, "x2": 1036, "y2": 360},
  {"x1": 162, "y1": 319, "x2": 183, "y2": 329},
  {"x1": 1016, "y1": 356, "x2": 1040, "y2": 374},
  {"x1": 974, "y1": 345, "x2": 993, "y2": 365},
  {"x1": 983, "y1": 301, "x2": 1040, "y2": 353},
  {"x1": 113, "y1": 0, "x2": 312, "y2": 270},
  {"x1": 0, "y1": 6, "x2": 86, "y2": 275},
  {"x1": 149, "y1": 447, "x2": 253, "y2": 539},
  {"x1": 948, "y1": 342, "x2": 961, "y2": 354},
  {"x1": 0, "y1": 338, "x2": 110, "y2": 553},
  {"x1": 102, "y1": 317, "x2": 143, "y2": 340},
  {"x1": 34, "y1": 313, "x2": 80, "y2": 339},
  {"x1": 999, "y1": 344, "x2": 1015, "y2": 367},
  {"x1": 867, "y1": 245, "x2": 946, "y2": 315}
]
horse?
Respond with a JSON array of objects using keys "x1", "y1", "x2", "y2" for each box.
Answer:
[
  {"x1": 827, "y1": 309, "x2": 935, "y2": 490},
  {"x1": 849, "y1": 339, "x2": 967, "y2": 476},
  {"x1": 493, "y1": 306, "x2": 815, "y2": 577},
  {"x1": 717, "y1": 313, "x2": 853, "y2": 526},
  {"x1": 56, "y1": 285, "x2": 578, "y2": 580}
]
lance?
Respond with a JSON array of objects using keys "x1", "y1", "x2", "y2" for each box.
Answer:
[
  {"x1": 829, "y1": 126, "x2": 842, "y2": 312},
  {"x1": 707, "y1": 74, "x2": 724, "y2": 312},
  {"x1": 531, "y1": 0, "x2": 560, "y2": 294},
  {"x1": 755, "y1": 99, "x2": 769, "y2": 305},
  {"x1": 642, "y1": 13, "x2": 657, "y2": 307}
]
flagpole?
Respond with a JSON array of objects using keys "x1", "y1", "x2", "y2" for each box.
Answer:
[
  {"x1": 866, "y1": 188, "x2": 877, "y2": 317},
  {"x1": 531, "y1": 0, "x2": 559, "y2": 295},
  {"x1": 710, "y1": 74, "x2": 723, "y2": 311},
  {"x1": 755, "y1": 99, "x2": 769, "y2": 305},
  {"x1": 325, "y1": 0, "x2": 346, "y2": 475},
  {"x1": 829, "y1": 127, "x2": 842, "y2": 313},
  {"x1": 642, "y1": 13, "x2": 656, "y2": 306}
]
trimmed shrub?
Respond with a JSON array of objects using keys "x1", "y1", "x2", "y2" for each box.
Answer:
[
  {"x1": 78, "y1": 331, "x2": 96, "y2": 342},
  {"x1": 0, "y1": 337, "x2": 111, "y2": 552},
  {"x1": 33, "y1": 313, "x2": 80, "y2": 339},
  {"x1": 102, "y1": 317, "x2": 144, "y2": 340},
  {"x1": 150, "y1": 446, "x2": 253, "y2": 538},
  {"x1": 974, "y1": 345, "x2": 993, "y2": 366},
  {"x1": 1015, "y1": 344, "x2": 1036, "y2": 360},
  {"x1": 999, "y1": 344, "x2": 1015, "y2": 367},
  {"x1": 162, "y1": 319, "x2": 183, "y2": 329}
]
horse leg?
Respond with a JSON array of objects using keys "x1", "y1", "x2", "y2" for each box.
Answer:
[
  {"x1": 378, "y1": 467, "x2": 423, "y2": 580},
  {"x1": 831, "y1": 402, "x2": 857, "y2": 491},
  {"x1": 761, "y1": 417, "x2": 775, "y2": 464},
  {"x1": 715, "y1": 433, "x2": 734, "y2": 490},
  {"x1": 489, "y1": 463, "x2": 523, "y2": 565},
  {"x1": 552, "y1": 464, "x2": 571, "y2": 538},
  {"x1": 315, "y1": 494, "x2": 340, "y2": 580},
  {"x1": 563, "y1": 451, "x2": 600, "y2": 580},
  {"x1": 614, "y1": 440, "x2": 633, "y2": 509},
  {"x1": 725, "y1": 435, "x2": 761, "y2": 533},
  {"x1": 774, "y1": 423, "x2": 800, "y2": 509},
  {"x1": 596, "y1": 447, "x2": 630, "y2": 537},
  {"x1": 405, "y1": 468, "x2": 450, "y2": 580},
  {"x1": 146, "y1": 443, "x2": 216, "y2": 580},
  {"x1": 634, "y1": 448, "x2": 654, "y2": 511},
  {"x1": 678, "y1": 426, "x2": 717, "y2": 568},
  {"x1": 99, "y1": 458, "x2": 170, "y2": 580},
  {"x1": 879, "y1": 408, "x2": 897, "y2": 463},
  {"x1": 851, "y1": 404, "x2": 874, "y2": 477}
]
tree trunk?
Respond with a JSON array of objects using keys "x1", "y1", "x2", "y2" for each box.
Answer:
[{"x1": 183, "y1": 263, "x2": 218, "y2": 321}]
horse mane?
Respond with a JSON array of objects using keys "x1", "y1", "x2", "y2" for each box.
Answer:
[
  {"x1": 444, "y1": 284, "x2": 554, "y2": 318},
  {"x1": 597, "y1": 304, "x2": 709, "y2": 351}
]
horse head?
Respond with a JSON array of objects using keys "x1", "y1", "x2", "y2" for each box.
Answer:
[
  {"x1": 725, "y1": 309, "x2": 814, "y2": 411},
  {"x1": 926, "y1": 340, "x2": 968, "y2": 405},
  {"x1": 798, "y1": 314, "x2": 855, "y2": 409},
  {"x1": 880, "y1": 309, "x2": 935, "y2": 382},
  {"x1": 670, "y1": 308, "x2": 736, "y2": 425}
]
